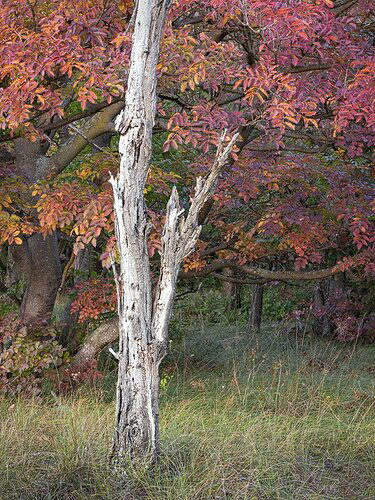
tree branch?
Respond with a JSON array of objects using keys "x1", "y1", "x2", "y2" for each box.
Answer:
[
  {"x1": 210, "y1": 272, "x2": 266, "y2": 285},
  {"x1": 198, "y1": 125, "x2": 262, "y2": 225},
  {"x1": 279, "y1": 63, "x2": 332, "y2": 74},
  {"x1": 45, "y1": 101, "x2": 123, "y2": 177},
  {"x1": 152, "y1": 131, "x2": 238, "y2": 344},
  {"x1": 181, "y1": 258, "x2": 341, "y2": 281},
  {"x1": 42, "y1": 99, "x2": 124, "y2": 132},
  {"x1": 69, "y1": 317, "x2": 119, "y2": 369}
]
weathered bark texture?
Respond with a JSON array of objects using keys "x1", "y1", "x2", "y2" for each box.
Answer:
[
  {"x1": 248, "y1": 283, "x2": 264, "y2": 332},
  {"x1": 109, "y1": 0, "x2": 238, "y2": 463},
  {"x1": 109, "y1": 0, "x2": 171, "y2": 464}
]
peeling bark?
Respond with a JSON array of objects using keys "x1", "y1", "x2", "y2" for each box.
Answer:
[
  {"x1": 109, "y1": 0, "x2": 170, "y2": 464},
  {"x1": 109, "y1": 0, "x2": 238, "y2": 464}
]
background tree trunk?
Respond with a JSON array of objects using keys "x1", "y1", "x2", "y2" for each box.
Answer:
[
  {"x1": 248, "y1": 283, "x2": 264, "y2": 332},
  {"x1": 53, "y1": 247, "x2": 92, "y2": 347},
  {"x1": 222, "y1": 269, "x2": 242, "y2": 310},
  {"x1": 313, "y1": 278, "x2": 332, "y2": 336},
  {"x1": 12, "y1": 233, "x2": 61, "y2": 325}
]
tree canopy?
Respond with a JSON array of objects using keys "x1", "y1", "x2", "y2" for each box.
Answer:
[{"x1": 0, "y1": 0, "x2": 374, "y2": 395}]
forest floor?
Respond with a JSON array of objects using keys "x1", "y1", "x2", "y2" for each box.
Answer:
[{"x1": 0, "y1": 323, "x2": 374, "y2": 499}]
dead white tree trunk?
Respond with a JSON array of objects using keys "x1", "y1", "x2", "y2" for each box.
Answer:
[{"x1": 109, "y1": 0, "x2": 238, "y2": 463}]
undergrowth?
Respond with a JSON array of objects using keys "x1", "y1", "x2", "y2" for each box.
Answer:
[{"x1": 1, "y1": 324, "x2": 374, "y2": 499}]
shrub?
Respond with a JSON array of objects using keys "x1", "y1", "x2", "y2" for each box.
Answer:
[{"x1": 0, "y1": 315, "x2": 66, "y2": 396}]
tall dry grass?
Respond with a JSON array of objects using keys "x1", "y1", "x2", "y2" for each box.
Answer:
[{"x1": 1, "y1": 324, "x2": 374, "y2": 499}]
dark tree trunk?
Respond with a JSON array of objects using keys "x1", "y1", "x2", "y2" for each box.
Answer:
[
  {"x1": 12, "y1": 233, "x2": 61, "y2": 325},
  {"x1": 8, "y1": 138, "x2": 62, "y2": 325},
  {"x1": 53, "y1": 247, "x2": 91, "y2": 347},
  {"x1": 6, "y1": 101, "x2": 121, "y2": 327},
  {"x1": 313, "y1": 280, "x2": 329, "y2": 335},
  {"x1": 222, "y1": 269, "x2": 242, "y2": 310},
  {"x1": 312, "y1": 276, "x2": 346, "y2": 336},
  {"x1": 248, "y1": 283, "x2": 264, "y2": 332}
]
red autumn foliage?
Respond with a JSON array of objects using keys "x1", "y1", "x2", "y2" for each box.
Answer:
[{"x1": 0, "y1": 0, "x2": 373, "y2": 344}]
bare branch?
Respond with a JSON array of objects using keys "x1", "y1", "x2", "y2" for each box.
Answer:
[
  {"x1": 181, "y1": 258, "x2": 341, "y2": 281},
  {"x1": 152, "y1": 131, "x2": 238, "y2": 344}
]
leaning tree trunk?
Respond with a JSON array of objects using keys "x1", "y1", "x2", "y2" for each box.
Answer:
[
  {"x1": 109, "y1": 0, "x2": 238, "y2": 464},
  {"x1": 248, "y1": 283, "x2": 264, "y2": 332}
]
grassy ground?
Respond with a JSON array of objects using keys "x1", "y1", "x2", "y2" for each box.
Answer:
[{"x1": 0, "y1": 323, "x2": 374, "y2": 499}]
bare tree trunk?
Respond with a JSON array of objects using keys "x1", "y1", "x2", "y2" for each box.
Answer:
[
  {"x1": 109, "y1": 0, "x2": 170, "y2": 463},
  {"x1": 109, "y1": 0, "x2": 238, "y2": 464},
  {"x1": 248, "y1": 283, "x2": 264, "y2": 332}
]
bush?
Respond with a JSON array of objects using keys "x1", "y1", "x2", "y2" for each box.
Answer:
[{"x1": 0, "y1": 315, "x2": 66, "y2": 396}]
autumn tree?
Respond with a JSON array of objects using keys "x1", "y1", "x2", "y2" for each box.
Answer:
[
  {"x1": 0, "y1": 0, "x2": 373, "y2": 386},
  {"x1": 0, "y1": 0, "x2": 128, "y2": 324}
]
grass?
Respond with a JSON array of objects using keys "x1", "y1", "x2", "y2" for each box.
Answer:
[{"x1": 1, "y1": 323, "x2": 374, "y2": 499}]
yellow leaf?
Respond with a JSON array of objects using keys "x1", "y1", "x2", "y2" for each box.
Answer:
[{"x1": 14, "y1": 237, "x2": 22, "y2": 245}]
